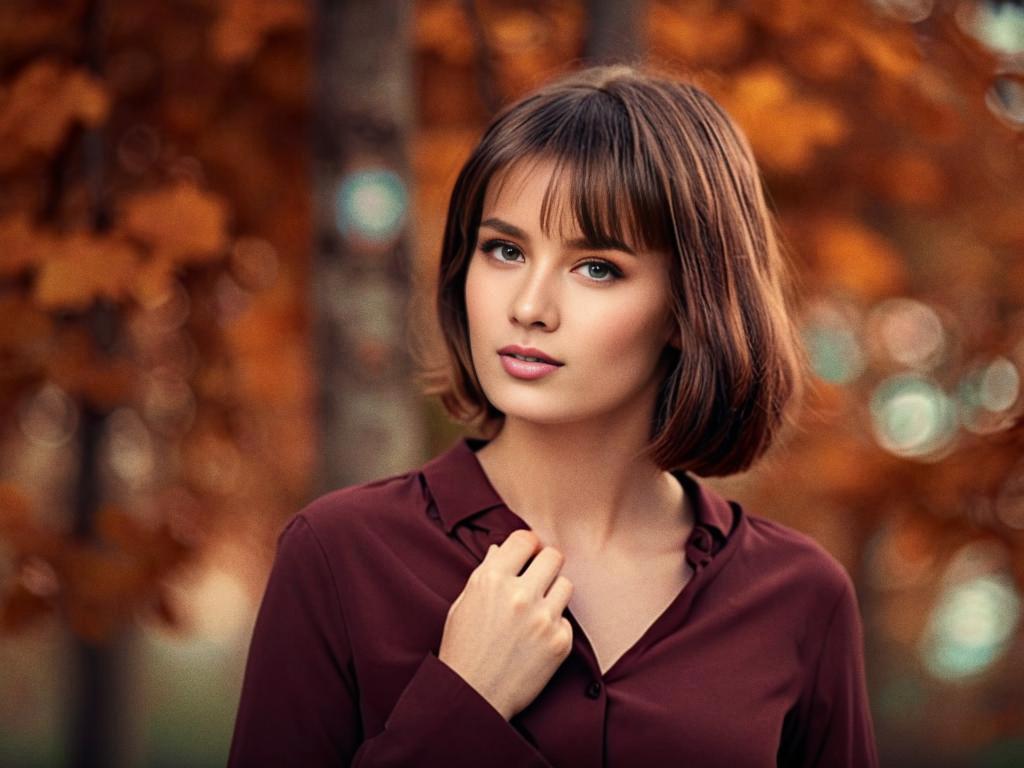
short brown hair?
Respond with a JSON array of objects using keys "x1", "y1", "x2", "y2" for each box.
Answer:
[{"x1": 412, "y1": 64, "x2": 811, "y2": 477}]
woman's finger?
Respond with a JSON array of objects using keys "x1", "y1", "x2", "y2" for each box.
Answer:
[
  {"x1": 542, "y1": 574, "x2": 574, "y2": 614},
  {"x1": 488, "y1": 528, "x2": 543, "y2": 575},
  {"x1": 519, "y1": 546, "x2": 566, "y2": 598}
]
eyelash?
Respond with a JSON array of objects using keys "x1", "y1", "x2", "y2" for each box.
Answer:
[{"x1": 477, "y1": 239, "x2": 624, "y2": 284}]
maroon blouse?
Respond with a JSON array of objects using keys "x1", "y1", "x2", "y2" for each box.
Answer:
[{"x1": 228, "y1": 436, "x2": 879, "y2": 767}]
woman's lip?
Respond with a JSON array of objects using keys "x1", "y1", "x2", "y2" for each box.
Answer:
[
  {"x1": 498, "y1": 353, "x2": 562, "y2": 380},
  {"x1": 497, "y1": 347, "x2": 563, "y2": 365}
]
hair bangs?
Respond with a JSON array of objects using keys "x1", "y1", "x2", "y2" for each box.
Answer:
[
  {"x1": 558, "y1": 96, "x2": 672, "y2": 259},
  {"x1": 486, "y1": 90, "x2": 674, "y2": 260}
]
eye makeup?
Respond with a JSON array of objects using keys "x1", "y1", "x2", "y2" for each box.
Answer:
[{"x1": 477, "y1": 238, "x2": 624, "y2": 283}]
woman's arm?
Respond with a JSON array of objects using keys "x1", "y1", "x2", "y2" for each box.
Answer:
[
  {"x1": 227, "y1": 514, "x2": 554, "y2": 767},
  {"x1": 779, "y1": 572, "x2": 880, "y2": 768}
]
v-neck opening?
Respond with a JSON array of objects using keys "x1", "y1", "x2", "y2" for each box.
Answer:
[
  {"x1": 587, "y1": 555, "x2": 699, "y2": 681},
  {"x1": 456, "y1": 438, "x2": 737, "y2": 684},
  {"x1": 462, "y1": 438, "x2": 725, "y2": 683},
  {"x1": 485, "y1": 501, "x2": 711, "y2": 683}
]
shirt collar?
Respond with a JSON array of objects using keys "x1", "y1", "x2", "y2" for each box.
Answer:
[{"x1": 422, "y1": 436, "x2": 737, "y2": 542}]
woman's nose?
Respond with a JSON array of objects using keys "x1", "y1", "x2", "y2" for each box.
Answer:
[{"x1": 508, "y1": 271, "x2": 559, "y2": 330}]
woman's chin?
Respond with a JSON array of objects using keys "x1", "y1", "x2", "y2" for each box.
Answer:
[
  {"x1": 482, "y1": 393, "x2": 602, "y2": 428},
  {"x1": 481, "y1": 395, "x2": 572, "y2": 426}
]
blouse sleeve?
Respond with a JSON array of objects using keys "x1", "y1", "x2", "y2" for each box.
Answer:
[
  {"x1": 227, "y1": 514, "x2": 554, "y2": 768},
  {"x1": 782, "y1": 572, "x2": 880, "y2": 768}
]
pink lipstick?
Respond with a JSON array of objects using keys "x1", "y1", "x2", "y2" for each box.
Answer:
[
  {"x1": 497, "y1": 345, "x2": 564, "y2": 381},
  {"x1": 499, "y1": 353, "x2": 562, "y2": 380}
]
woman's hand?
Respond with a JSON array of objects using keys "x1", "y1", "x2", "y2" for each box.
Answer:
[{"x1": 438, "y1": 528, "x2": 575, "y2": 721}]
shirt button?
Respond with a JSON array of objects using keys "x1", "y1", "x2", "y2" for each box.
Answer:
[
  {"x1": 693, "y1": 527, "x2": 712, "y2": 553},
  {"x1": 585, "y1": 680, "x2": 602, "y2": 699}
]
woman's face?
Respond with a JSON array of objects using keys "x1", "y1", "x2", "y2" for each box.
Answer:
[{"x1": 464, "y1": 157, "x2": 679, "y2": 428}]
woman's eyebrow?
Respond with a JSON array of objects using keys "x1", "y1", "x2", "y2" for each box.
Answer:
[{"x1": 479, "y1": 217, "x2": 637, "y2": 256}]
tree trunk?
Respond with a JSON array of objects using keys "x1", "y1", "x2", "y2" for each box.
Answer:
[
  {"x1": 584, "y1": 0, "x2": 645, "y2": 65},
  {"x1": 311, "y1": 0, "x2": 424, "y2": 493},
  {"x1": 67, "y1": 2, "x2": 129, "y2": 766}
]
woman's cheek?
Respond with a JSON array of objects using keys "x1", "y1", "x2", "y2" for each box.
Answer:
[{"x1": 588, "y1": 297, "x2": 665, "y2": 362}]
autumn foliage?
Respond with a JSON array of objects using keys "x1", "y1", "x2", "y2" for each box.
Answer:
[
  {"x1": 0, "y1": 0, "x2": 312, "y2": 643},
  {"x1": 0, "y1": 8, "x2": 1023, "y2": 756}
]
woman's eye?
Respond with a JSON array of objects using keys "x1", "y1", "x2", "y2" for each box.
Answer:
[
  {"x1": 478, "y1": 240, "x2": 622, "y2": 283},
  {"x1": 578, "y1": 261, "x2": 621, "y2": 282},
  {"x1": 480, "y1": 241, "x2": 523, "y2": 263}
]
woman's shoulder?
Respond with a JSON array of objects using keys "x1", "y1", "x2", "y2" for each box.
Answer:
[
  {"x1": 737, "y1": 509, "x2": 857, "y2": 604},
  {"x1": 284, "y1": 466, "x2": 432, "y2": 543}
]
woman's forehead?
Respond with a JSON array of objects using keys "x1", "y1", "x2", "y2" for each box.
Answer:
[
  {"x1": 483, "y1": 157, "x2": 564, "y2": 208},
  {"x1": 482, "y1": 157, "x2": 610, "y2": 243}
]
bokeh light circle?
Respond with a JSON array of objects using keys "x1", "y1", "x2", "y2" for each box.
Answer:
[
  {"x1": 869, "y1": 373, "x2": 958, "y2": 458},
  {"x1": 869, "y1": 298, "x2": 947, "y2": 370},
  {"x1": 801, "y1": 298, "x2": 866, "y2": 384},
  {"x1": 334, "y1": 168, "x2": 408, "y2": 245}
]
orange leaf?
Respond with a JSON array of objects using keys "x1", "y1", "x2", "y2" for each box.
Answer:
[
  {"x1": 121, "y1": 183, "x2": 230, "y2": 265},
  {"x1": 489, "y1": 8, "x2": 552, "y2": 53},
  {"x1": 33, "y1": 232, "x2": 140, "y2": 311},
  {"x1": 844, "y1": 22, "x2": 922, "y2": 83},
  {"x1": 415, "y1": 2, "x2": 475, "y2": 65},
  {"x1": 0, "y1": 59, "x2": 109, "y2": 170},
  {"x1": 647, "y1": 4, "x2": 749, "y2": 68},
  {"x1": 0, "y1": 212, "x2": 54, "y2": 277},
  {"x1": 812, "y1": 216, "x2": 908, "y2": 299},
  {"x1": 720, "y1": 64, "x2": 849, "y2": 173},
  {"x1": 209, "y1": 0, "x2": 307, "y2": 65},
  {"x1": 131, "y1": 250, "x2": 179, "y2": 309},
  {"x1": 783, "y1": 34, "x2": 859, "y2": 82},
  {"x1": 872, "y1": 151, "x2": 947, "y2": 207},
  {"x1": 0, "y1": 297, "x2": 52, "y2": 381}
]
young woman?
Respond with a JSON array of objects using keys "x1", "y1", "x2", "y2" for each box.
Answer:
[{"x1": 228, "y1": 64, "x2": 879, "y2": 767}]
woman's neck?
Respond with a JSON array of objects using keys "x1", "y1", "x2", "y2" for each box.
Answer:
[{"x1": 472, "y1": 420, "x2": 691, "y2": 556}]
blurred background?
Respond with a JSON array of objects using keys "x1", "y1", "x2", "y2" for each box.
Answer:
[{"x1": 1, "y1": 0, "x2": 1023, "y2": 766}]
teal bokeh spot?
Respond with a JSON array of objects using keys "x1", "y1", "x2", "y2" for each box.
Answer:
[
  {"x1": 921, "y1": 573, "x2": 1021, "y2": 680},
  {"x1": 803, "y1": 324, "x2": 862, "y2": 384},
  {"x1": 869, "y1": 374, "x2": 958, "y2": 457},
  {"x1": 334, "y1": 169, "x2": 408, "y2": 243}
]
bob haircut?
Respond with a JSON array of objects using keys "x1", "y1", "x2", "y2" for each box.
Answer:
[{"x1": 414, "y1": 63, "x2": 811, "y2": 478}]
